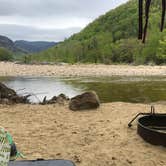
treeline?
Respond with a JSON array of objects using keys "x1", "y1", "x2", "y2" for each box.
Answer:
[{"x1": 29, "y1": 0, "x2": 166, "y2": 65}]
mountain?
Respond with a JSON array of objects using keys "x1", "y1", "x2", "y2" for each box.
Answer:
[
  {"x1": 0, "y1": 35, "x2": 57, "y2": 54},
  {"x1": 15, "y1": 40, "x2": 57, "y2": 53},
  {"x1": 30, "y1": 0, "x2": 166, "y2": 64},
  {"x1": 0, "y1": 35, "x2": 24, "y2": 53}
]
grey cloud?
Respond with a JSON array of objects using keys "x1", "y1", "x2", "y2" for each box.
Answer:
[
  {"x1": 0, "y1": 0, "x2": 128, "y2": 41},
  {"x1": 0, "y1": 0, "x2": 128, "y2": 18},
  {"x1": 0, "y1": 24, "x2": 81, "y2": 41}
]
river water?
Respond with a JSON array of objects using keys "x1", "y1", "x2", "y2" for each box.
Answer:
[{"x1": 1, "y1": 76, "x2": 166, "y2": 103}]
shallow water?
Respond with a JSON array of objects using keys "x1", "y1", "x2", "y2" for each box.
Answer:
[{"x1": 1, "y1": 76, "x2": 166, "y2": 103}]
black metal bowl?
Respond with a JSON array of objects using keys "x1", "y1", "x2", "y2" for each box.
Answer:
[{"x1": 137, "y1": 115, "x2": 166, "y2": 146}]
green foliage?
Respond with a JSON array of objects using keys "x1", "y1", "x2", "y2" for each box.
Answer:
[
  {"x1": 156, "y1": 30, "x2": 166, "y2": 64},
  {"x1": 29, "y1": 0, "x2": 166, "y2": 65},
  {"x1": 0, "y1": 47, "x2": 13, "y2": 61}
]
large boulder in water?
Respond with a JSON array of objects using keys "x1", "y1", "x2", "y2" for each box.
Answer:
[{"x1": 69, "y1": 91, "x2": 100, "y2": 111}]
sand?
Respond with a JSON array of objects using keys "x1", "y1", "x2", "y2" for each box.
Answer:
[
  {"x1": 0, "y1": 62, "x2": 166, "y2": 77},
  {"x1": 0, "y1": 62, "x2": 166, "y2": 165},
  {"x1": 0, "y1": 103, "x2": 166, "y2": 166}
]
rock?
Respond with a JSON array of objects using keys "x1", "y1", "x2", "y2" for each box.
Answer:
[
  {"x1": 58, "y1": 93, "x2": 69, "y2": 100},
  {"x1": 56, "y1": 94, "x2": 68, "y2": 105},
  {"x1": 0, "y1": 82, "x2": 16, "y2": 99},
  {"x1": 69, "y1": 91, "x2": 100, "y2": 111},
  {"x1": 0, "y1": 82, "x2": 30, "y2": 104},
  {"x1": 41, "y1": 93, "x2": 69, "y2": 105}
]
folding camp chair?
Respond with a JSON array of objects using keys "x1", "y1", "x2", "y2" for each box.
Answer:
[
  {"x1": 9, "y1": 159, "x2": 76, "y2": 166},
  {"x1": 0, "y1": 127, "x2": 11, "y2": 166}
]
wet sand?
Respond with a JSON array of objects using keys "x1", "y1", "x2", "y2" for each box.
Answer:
[
  {"x1": 0, "y1": 103, "x2": 166, "y2": 166},
  {"x1": 0, "y1": 62, "x2": 166, "y2": 77}
]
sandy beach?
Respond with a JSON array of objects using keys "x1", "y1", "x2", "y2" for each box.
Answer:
[
  {"x1": 0, "y1": 62, "x2": 166, "y2": 77},
  {"x1": 0, "y1": 62, "x2": 166, "y2": 165},
  {"x1": 0, "y1": 103, "x2": 165, "y2": 166}
]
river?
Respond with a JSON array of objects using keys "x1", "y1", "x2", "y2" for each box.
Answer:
[{"x1": 1, "y1": 76, "x2": 166, "y2": 103}]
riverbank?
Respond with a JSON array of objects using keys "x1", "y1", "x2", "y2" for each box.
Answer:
[
  {"x1": 0, "y1": 62, "x2": 166, "y2": 77},
  {"x1": 0, "y1": 103, "x2": 166, "y2": 166}
]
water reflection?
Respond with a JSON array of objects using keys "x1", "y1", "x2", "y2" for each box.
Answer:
[
  {"x1": 61, "y1": 76, "x2": 166, "y2": 103},
  {"x1": 2, "y1": 77, "x2": 83, "y2": 103}
]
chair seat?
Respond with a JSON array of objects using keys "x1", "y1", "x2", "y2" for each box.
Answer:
[{"x1": 9, "y1": 160, "x2": 76, "y2": 166}]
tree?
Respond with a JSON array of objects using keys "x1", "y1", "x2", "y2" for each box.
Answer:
[
  {"x1": 0, "y1": 47, "x2": 13, "y2": 61},
  {"x1": 156, "y1": 31, "x2": 166, "y2": 64}
]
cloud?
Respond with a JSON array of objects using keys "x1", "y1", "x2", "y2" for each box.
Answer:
[
  {"x1": 0, "y1": 0, "x2": 129, "y2": 41},
  {"x1": 0, "y1": 24, "x2": 81, "y2": 41},
  {"x1": 0, "y1": 0, "x2": 128, "y2": 18}
]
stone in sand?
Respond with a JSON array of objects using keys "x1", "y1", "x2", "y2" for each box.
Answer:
[
  {"x1": 69, "y1": 91, "x2": 100, "y2": 111},
  {"x1": 41, "y1": 93, "x2": 69, "y2": 105}
]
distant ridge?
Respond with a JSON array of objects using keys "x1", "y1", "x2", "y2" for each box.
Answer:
[
  {"x1": 15, "y1": 40, "x2": 57, "y2": 53},
  {"x1": 0, "y1": 35, "x2": 57, "y2": 54},
  {"x1": 0, "y1": 35, "x2": 25, "y2": 53}
]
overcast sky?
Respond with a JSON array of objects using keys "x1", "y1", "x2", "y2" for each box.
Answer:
[{"x1": 0, "y1": 0, "x2": 128, "y2": 41}]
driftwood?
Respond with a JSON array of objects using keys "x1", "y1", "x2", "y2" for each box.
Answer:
[{"x1": 0, "y1": 82, "x2": 30, "y2": 104}]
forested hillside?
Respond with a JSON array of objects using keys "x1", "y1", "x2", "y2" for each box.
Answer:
[
  {"x1": 0, "y1": 35, "x2": 25, "y2": 61},
  {"x1": 30, "y1": 0, "x2": 166, "y2": 65},
  {"x1": 0, "y1": 35, "x2": 58, "y2": 61},
  {"x1": 0, "y1": 35, "x2": 25, "y2": 53}
]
